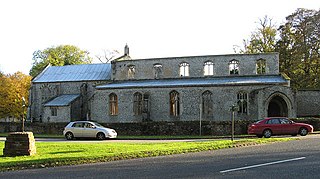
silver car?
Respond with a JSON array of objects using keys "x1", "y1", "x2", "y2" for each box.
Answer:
[{"x1": 63, "y1": 121, "x2": 117, "y2": 140}]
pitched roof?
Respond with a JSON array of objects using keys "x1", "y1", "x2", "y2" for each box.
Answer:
[
  {"x1": 96, "y1": 75, "x2": 288, "y2": 89},
  {"x1": 32, "y1": 63, "x2": 111, "y2": 83},
  {"x1": 44, "y1": 94, "x2": 80, "y2": 107},
  {"x1": 114, "y1": 54, "x2": 132, "y2": 61}
]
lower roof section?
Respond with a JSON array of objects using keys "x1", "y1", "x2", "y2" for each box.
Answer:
[
  {"x1": 96, "y1": 75, "x2": 288, "y2": 90},
  {"x1": 44, "y1": 94, "x2": 80, "y2": 107}
]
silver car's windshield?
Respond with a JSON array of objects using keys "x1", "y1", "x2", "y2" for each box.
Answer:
[{"x1": 93, "y1": 122, "x2": 104, "y2": 127}]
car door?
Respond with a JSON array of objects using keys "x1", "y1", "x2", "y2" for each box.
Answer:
[
  {"x1": 279, "y1": 118, "x2": 293, "y2": 134},
  {"x1": 266, "y1": 118, "x2": 282, "y2": 135},
  {"x1": 83, "y1": 122, "x2": 97, "y2": 138},
  {"x1": 72, "y1": 122, "x2": 85, "y2": 137}
]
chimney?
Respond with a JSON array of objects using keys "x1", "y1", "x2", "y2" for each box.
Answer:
[{"x1": 124, "y1": 44, "x2": 129, "y2": 56}]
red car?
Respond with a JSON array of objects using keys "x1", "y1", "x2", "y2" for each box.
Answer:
[{"x1": 248, "y1": 117, "x2": 313, "y2": 138}]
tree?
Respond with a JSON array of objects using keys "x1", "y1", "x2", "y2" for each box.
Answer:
[
  {"x1": 236, "y1": 16, "x2": 278, "y2": 54},
  {"x1": 276, "y1": 8, "x2": 320, "y2": 89},
  {"x1": 0, "y1": 72, "x2": 31, "y2": 119},
  {"x1": 30, "y1": 45, "x2": 92, "y2": 77},
  {"x1": 95, "y1": 49, "x2": 120, "y2": 63},
  {"x1": 237, "y1": 9, "x2": 320, "y2": 90}
]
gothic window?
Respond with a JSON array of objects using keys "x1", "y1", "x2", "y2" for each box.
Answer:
[
  {"x1": 109, "y1": 93, "x2": 118, "y2": 115},
  {"x1": 202, "y1": 90, "x2": 213, "y2": 118},
  {"x1": 80, "y1": 83, "x2": 88, "y2": 119},
  {"x1": 40, "y1": 84, "x2": 58, "y2": 102},
  {"x1": 229, "y1": 60, "x2": 239, "y2": 75},
  {"x1": 41, "y1": 84, "x2": 52, "y2": 101},
  {"x1": 51, "y1": 107, "x2": 57, "y2": 116},
  {"x1": 256, "y1": 59, "x2": 266, "y2": 74},
  {"x1": 80, "y1": 83, "x2": 88, "y2": 96},
  {"x1": 153, "y1": 63, "x2": 163, "y2": 79},
  {"x1": 55, "y1": 85, "x2": 60, "y2": 95},
  {"x1": 179, "y1": 62, "x2": 189, "y2": 77},
  {"x1": 43, "y1": 87, "x2": 51, "y2": 101},
  {"x1": 170, "y1": 91, "x2": 180, "y2": 116},
  {"x1": 237, "y1": 91, "x2": 248, "y2": 114},
  {"x1": 127, "y1": 65, "x2": 135, "y2": 79},
  {"x1": 143, "y1": 93, "x2": 150, "y2": 113},
  {"x1": 204, "y1": 61, "x2": 214, "y2": 76},
  {"x1": 133, "y1": 92, "x2": 143, "y2": 115}
]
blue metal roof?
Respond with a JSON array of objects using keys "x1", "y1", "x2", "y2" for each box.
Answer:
[
  {"x1": 33, "y1": 63, "x2": 111, "y2": 83},
  {"x1": 96, "y1": 75, "x2": 288, "y2": 89},
  {"x1": 44, "y1": 94, "x2": 80, "y2": 107}
]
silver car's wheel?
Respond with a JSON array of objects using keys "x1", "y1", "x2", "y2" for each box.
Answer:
[
  {"x1": 299, "y1": 128, "x2": 308, "y2": 136},
  {"x1": 263, "y1": 129, "x2": 272, "y2": 138},
  {"x1": 65, "y1": 132, "x2": 74, "y2": 140},
  {"x1": 96, "y1": 132, "x2": 106, "y2": 140}
]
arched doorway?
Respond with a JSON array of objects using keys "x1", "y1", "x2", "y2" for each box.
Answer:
[{"x1": 267, "y1": 95, "x2": 288, "y2": 117}]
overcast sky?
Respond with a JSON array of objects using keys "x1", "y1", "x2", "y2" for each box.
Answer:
[{"x1": 0, "y1": 0, "x2": 319, "y2": 75}]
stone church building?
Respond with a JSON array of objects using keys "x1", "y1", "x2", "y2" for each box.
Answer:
[{"x1": 28, "y1": 46, "x2": 319, "y2": 123}]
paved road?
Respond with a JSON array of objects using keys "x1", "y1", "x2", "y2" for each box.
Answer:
[{"x1": 1, "y1": 135, "x2": 319, "y2": 179}]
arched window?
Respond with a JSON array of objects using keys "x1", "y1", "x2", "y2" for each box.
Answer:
[
  {"x1": 204, "y1": 61, "x2": 214, "y2": 76},
  {"x1": 237, "y1": 91, "x2": 248, "y2": 114},
  {"x1": 109, "y1": 93, "x2": 118, "y2": 115},
  {"x1": 133, "y1": 92, "x2": 143, "y2": 115},
  {"x1": 42, "y1": 87, "x2": 51, "y2": 101},
  {"x1": 153, "y1": 63, "x2": 163, "y2": 79},
  {"x1": 256, "y1": 59, "x2": 266, "y2": 74},
  {"x1": 202, "y1": 90, "x2": 213, "y2": 118},
  {"x1": 179, "y1": 62, "x2": 189, "y2": 77},
  {"x1": 40, "y1": 84, "x2": 55, "y2": 102},
  {"x1": 170, "y1": 91, "x2": 180, "y2": 116},
  {"x1": 229, "y1": 60, "x2": 239, "y2": 75},
  {"x1": 127, "y1": 65, "x2": 135, "y2": 79},
  {"x1": 143, "y1": 93, "x2": 150, "y2": 113}
]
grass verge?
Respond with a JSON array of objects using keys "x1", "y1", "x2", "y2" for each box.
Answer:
[
  {"x1": 0, "y1": 138, "x2": 295, "y2": 172},
  {"x1": 0, "y1": 133, "x2": 255, "y2": 139}
]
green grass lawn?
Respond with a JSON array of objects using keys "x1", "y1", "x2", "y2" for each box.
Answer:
[
  {"x1": 0, "y1": 133, "x2": 256, "y2": 139},
  {"x1": 0, "y1": 138, "x2": 295, "y2": 172}
]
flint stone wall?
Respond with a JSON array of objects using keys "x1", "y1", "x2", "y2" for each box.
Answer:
[
  {"x1": 296, "y1": 90, "x2": 320, "y2": 117},
  {"x1": 0, "y1": 121, "x2": 252, "y2": 136},
  {"x1": 113, "y1": 53, "x2": 279, "y2": 80},
  {"x1": 92, "y1": 85, "x2": 295, "y2": 123},
  {"x1": 2, "y1": 119, "x2": 319, "y2": 136}
]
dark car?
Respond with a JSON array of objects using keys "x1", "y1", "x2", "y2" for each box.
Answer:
[{"x1": 248, "y1": 117, "x2": 313, "y2": 138}]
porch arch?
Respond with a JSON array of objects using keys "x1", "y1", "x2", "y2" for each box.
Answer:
[{"x1": 266, "y1": 93, "x2": 291, "y2": 117}]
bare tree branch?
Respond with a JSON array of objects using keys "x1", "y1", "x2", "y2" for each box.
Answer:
[{"x1": 95, "y1": 49, "x2": 120, "y2": 63}]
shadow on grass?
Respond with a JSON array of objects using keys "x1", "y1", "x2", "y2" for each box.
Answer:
[
  {"x1": 49, "y1": 150, "x2": 85, "y2": 155},
  {"x1": 0, "y1": 150, "x2": 84, "y2": 157},
  {"x1": 0, "y1": 155, "x2": 116, "y2": 172}
]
